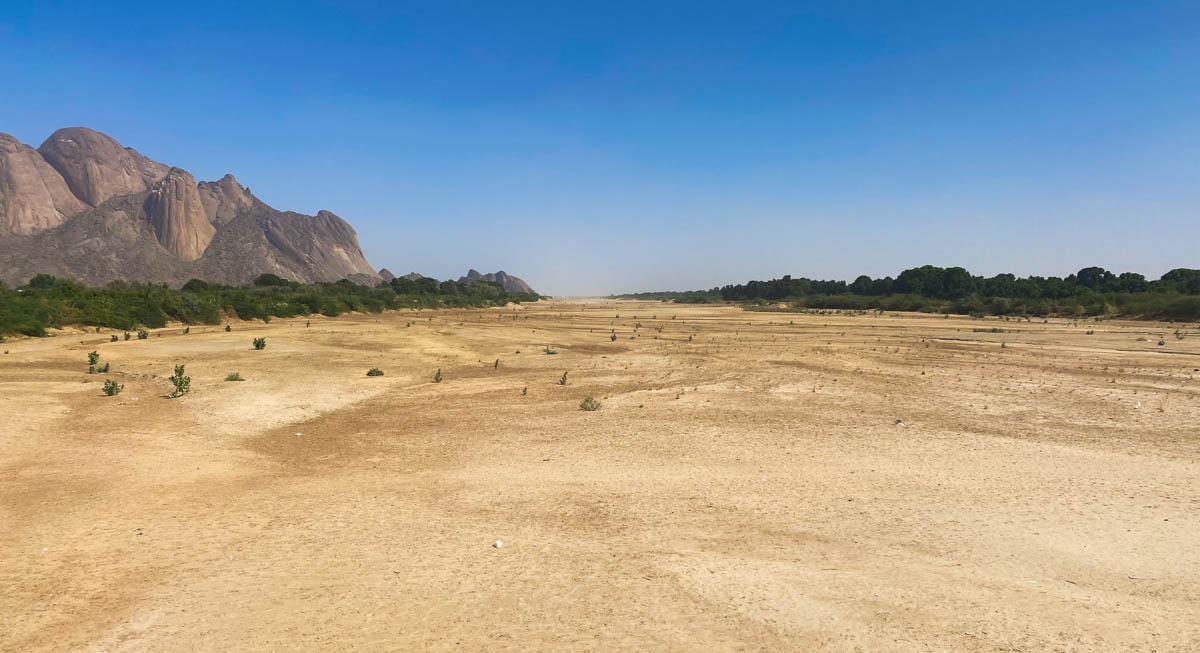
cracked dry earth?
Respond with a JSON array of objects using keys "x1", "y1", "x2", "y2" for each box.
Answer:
[{"x1": 2, "y1": 301, "x2": 1198, "y2": 651}]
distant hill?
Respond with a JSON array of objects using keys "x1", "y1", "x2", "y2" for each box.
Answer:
[
  {"x1": 0, "y1": 127, "x2": 380, "y2": 287},
  {"x1": 457, "y1": 269, "x2": 536, "y2": 295}
]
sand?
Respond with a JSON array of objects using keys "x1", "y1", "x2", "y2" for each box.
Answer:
[{"x1": 2, "y1": 301, "x2": 1198, "y2": 651}]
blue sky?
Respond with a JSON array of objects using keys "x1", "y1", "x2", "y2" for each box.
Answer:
[{"x1": 2, "y1": 1, "x2": 1198, "y2": 295}]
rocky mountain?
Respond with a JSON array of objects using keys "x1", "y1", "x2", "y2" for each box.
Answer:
[
  {"x1": 377, "y1": 268, "x2": 396, "y2": 282},
  {"x1": 0, "y1": 127, "x2": 380, "y2": 287},
  {"x1": 457, "y1": 269, "x2": 536, "y2": 295}
]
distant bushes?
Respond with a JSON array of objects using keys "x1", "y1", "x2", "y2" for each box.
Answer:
[
  {"x1": 612, "y1": 266, "x2": 1200, "y2": 320},
  {"x1": 0, "y1": 274, "x2": 539, "y2": 338}
]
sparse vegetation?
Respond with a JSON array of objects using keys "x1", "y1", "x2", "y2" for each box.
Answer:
[
  {"x1": 544, "y1": 345, "x2": 558, "y2": 355},
  {"x1": 224, "y1": 372, "x2": 245, "y2": 381},
  {"x1": 137, "y1": 329, "x2": 148, "y2": 340},
  {"x1": 167, "y1": 364, "x2": 190, "y2": 398},
  {"x1": 87, "y1": 351, "x2": 100, "y2": 366},
  {"x1": 366, "y1": 368, "x2": 384, "y2": 376},
  {"x1": 102, "y1": 379, "x2": 123, "y2": 396},
  {"x1": 579, "y1": 396, "x2": 601, "y2": 411},
  {"x1": 433, "y1": 368, "x2": 442, "y2": 383},
  {"x1": 110, "y1": 334, "x2": 118, "y2": 342},
  {"x1": 0, "y1": 274, "x2": 539, "y2": 339},
  {"x1": 252, "y1": 337, "x2": 267, "y2": 350},
  {"x1": 559, "y1": 371, "x2": 569, "y2": 385}
]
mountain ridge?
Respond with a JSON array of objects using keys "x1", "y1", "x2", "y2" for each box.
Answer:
[{"x1": 0, "y1": 127, "x2": 379, "y2": 287}]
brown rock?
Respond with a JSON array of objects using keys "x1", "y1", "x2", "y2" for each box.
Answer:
[
  {"x1": 37, "y1": 127, "x2": 168, "y2": 207},
  {"x1": 144, "y1": 168, "x2": 216, "y2": 260},
  {"x1": 0, "y1": 126, "x2": 383, "y2": 286},
  {"x1": 0, "y1": 133, "x2": 88, "y2": 234},
  {"x1": 198, "y1": 173, "x2": 254, "y2": 225}
]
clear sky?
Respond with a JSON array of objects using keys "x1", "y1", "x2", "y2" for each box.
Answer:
[{"x1": 2, "y1": 1, "x2": 1198, "y2": 295}]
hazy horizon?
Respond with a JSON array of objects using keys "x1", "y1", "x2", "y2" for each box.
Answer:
[{"x1": 3, "y1": 1, "x2": 1198, "y2": 295}]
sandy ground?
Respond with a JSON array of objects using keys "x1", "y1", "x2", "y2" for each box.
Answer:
[{"x1": 2, "y1": 301, "x2": 1198, "y2": 651}]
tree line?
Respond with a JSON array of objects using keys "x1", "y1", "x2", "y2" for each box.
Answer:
[
  {"x1": 614, "y1": 266, "x2": 1200, "y2": 320},
  {"x1": 0, "y1": 273, "x2": 539, "y2": 338}
]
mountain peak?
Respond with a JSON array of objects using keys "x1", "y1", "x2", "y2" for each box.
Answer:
[
  {"x1": 457, "y1": 269, "x2": 535, "y2": 295},
  {"x1": 0, "y1": 126, "x2": 381, "y2": 286}
]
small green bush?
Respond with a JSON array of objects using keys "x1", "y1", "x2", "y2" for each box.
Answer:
[
  {"x1": 110, "y1": 334, "x2": 119, "y2": 342},
  {"x1": 522, "y1": 386, "x2": 527, "y2": 396},
  {"x1": 433, "y1": 368, "x2": 442, "y2": 383},
  {"x1": 87, "y1": 350, "x2": 100, "y2": 365},
  {"x1": 102, "y1": 379, "x2": 123, "y2": 396},
  {"x1": 137, "y1": 329, "x2": 148, "y2": 340},
  {"x1": 252, "y1": 337, "x2": 267, "y2": 350},
  {"x1": 98, "y1": 362, "x2": 109, "y2": 373},
  {"x1": 225, "y1": 324, "x2": 231, "y2": 332},
  {"x1": 366, "y1": 368, "x2": 384, "y2": 376},
  {"x1": 559, "y1": 371, "x2": 569, "y2": 385},
  {"x1": 610, "y1": 333, "x2": 617, "y2": 342},
  {"x1": 225, "y1": 372, "x2": 245, "y2": 381},
  {"x1": 184, "y1": 326, "x2": 190, "y2": 334},
  {"x1": 579, "y1": 396, "x2": 601, "y2": 411},
  {"x1": 168, "y1": 364, "x2": 190, "y2": 398},
  {"x1": 123, "y1": 332, "x2": 131, "y2": 341}
]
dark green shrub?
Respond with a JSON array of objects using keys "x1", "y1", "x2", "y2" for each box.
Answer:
[
  {"x1": 559, "y1": 371, "x2": 568, "y2": 385},
  {"x1": 98, "y1": 362, "x2": 109, "y2": 373},
  {"x1": 366, "y1": 368, "x2": 384, "y2": 376},
  {"x1": 137, "y1": 329, "x2": 148, "y2": 340},
  {"x1": 87, "y1": 351, "x2": 100, "y2": 365},
  {"x1": 579, "y1": 397, "x2": 601, "y2": 411},
  {"x1": 124, "y1": 332, "x2": 131, "y2": 341},
  {"x1": 610, "y1": 333, "x2": 617, "y2": 342},
  {"x1": 252, "y1": 337, "x2": 267, "y2": 350},
  {"x1": 225, "y1": 324, "x2": 231, "y2": 332},
  {"x1": 102, "y1": 379, "x2": 123, "y2": 396},
  {"x1": 168, "y1": 364, "x2": 190, "y2": 398},
  {"x1": 433, "y1": 368, "x2": 442, "y2": 383},
  {"x1": 110, "y1": 334, "x2": 118, "y2": 342},
  {"x1": 225, "y1": 372, "x2": 245, "y2": 381}
]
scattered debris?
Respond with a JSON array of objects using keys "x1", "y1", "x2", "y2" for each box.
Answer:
[
  {"x1": 493, "y1": 540, "x2": 503, "y2": 548},
  {"x1": 895, "y1": 419, "x2": 907, "y2": 427}
]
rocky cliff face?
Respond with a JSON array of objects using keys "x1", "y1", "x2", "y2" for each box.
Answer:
[
  {"x1": 37, "y1": 127, "x2": 169, "y2": 207},
  {"x1": 145, "y1": 168, "x2": 215, "y2": 260},
  {"x1": 457, "y1": 269, "x2": 536, "y2": 294},
  {"x1": 0, "y1": 127, "x2": 380, "y2": 286},
  {"x1": 197, "y1": 174, "x2": 254, "y2": 225},
  {"x1": 0, "y1": 133, "x2": 88, "y2": 235}
]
